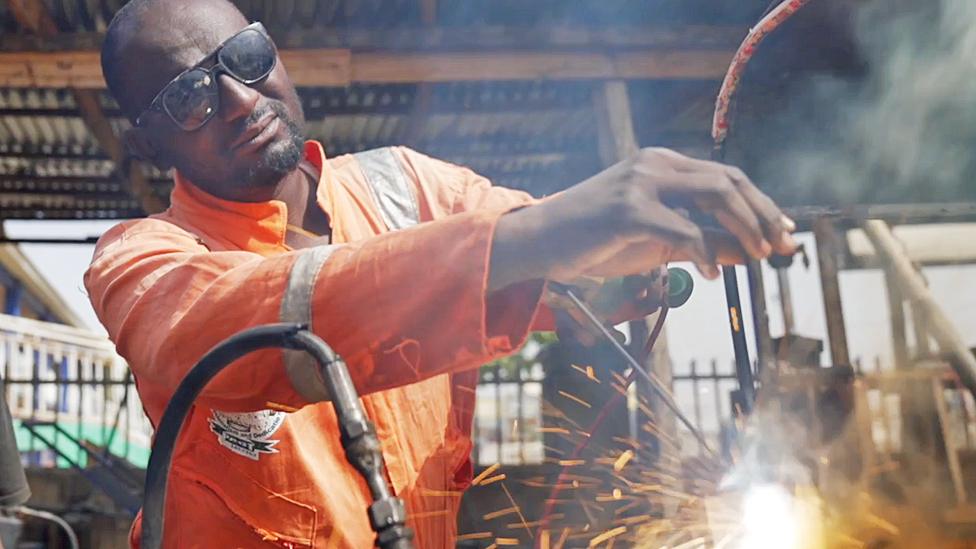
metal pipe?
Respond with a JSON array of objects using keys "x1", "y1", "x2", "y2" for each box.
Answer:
[
  {"x1": 721, "y1": 265, "x2": 755, "y2": 413},
  {"x1": 141, "y1": 324, "x2": 413, "y2": 549},
  {"x1": 862, "y1": 220, "x2": 976, "y2": 397}
]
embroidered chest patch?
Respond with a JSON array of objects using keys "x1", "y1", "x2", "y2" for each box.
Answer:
[{"x1": 208, "y1": 409, "x2": 285, "y2": 460}]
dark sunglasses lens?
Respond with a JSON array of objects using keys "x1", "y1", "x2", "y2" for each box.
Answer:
[
  {"x1": 218, "y1": 29, "x2": 276, "y2": 82},
  {"x1": 162, "y1": 68, "x2": 219, "y2": 130}
]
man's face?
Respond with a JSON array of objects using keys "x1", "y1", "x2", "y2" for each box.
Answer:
[{"x1": 121, "y1": 1, "x2": 306, "y2": 201}]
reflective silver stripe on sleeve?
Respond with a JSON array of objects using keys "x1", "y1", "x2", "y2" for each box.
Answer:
[
  {"x1": 280, "y1": 245, "x2": 341, "y2": 402},
  {"x1": 354, "y1": 147, "x2": 421, "y2": 231}
]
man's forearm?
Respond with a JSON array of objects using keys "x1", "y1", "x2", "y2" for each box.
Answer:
[
  {"x1": 488, "y1": 199, "x2": 610, "y2": 292},
  {"x1": 488, "y1": 206, "x2": 553, "y2": 292}
]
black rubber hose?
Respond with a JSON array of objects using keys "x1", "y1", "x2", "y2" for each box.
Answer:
[{"x1": 141, "y1": 323, "x2": 308, "y2": 549}]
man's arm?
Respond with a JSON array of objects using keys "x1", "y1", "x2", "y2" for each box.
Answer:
[
  {"x1": 489, "y1": 148, "x2": 796, "y2": 291},
  {"x1": 397, "y1": 146, "x2": 793, "y2": 328},
  {"x1": 85, "y1": 209, "x2": 544, "y2": 417},
  {"x1": 88, "y1": 147, "x2": 793, "y2": 417}
]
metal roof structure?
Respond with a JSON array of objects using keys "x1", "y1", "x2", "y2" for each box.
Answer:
[{"x1": 0, "y1": 0, "x2": 773, "y2": 221}]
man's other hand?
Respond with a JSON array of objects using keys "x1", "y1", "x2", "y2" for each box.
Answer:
[{"x1": 489, "y1": 148, "x2": 797, "y2": 292}]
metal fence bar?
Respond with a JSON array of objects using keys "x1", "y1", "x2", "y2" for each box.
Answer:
[
  {"x1": 517, "y1": 371, "x2": 524, "y2": 464},
  {"x1": 494, "y1": 363, "x2": 503, "y2": 465},
  {"x1": 690, "y1": 360, "x2": 702, "y2": 432}
]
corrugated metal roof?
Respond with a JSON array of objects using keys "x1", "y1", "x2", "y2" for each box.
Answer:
[
  {"x1": 0, "y1": 78, "x2": 720, "y2": 218},
  {"x1": 0, "y1": 0, "x2": 746, "y2": 219},
  {"x1": 0, "y1": 0, "x2": 766, "y2": 34}
]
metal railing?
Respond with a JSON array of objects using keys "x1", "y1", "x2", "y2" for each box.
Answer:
[
  {"x1": 0, "y1": 313, "x2": 756, "y2": 475},
  {"x1": 472, "y1": 356, "x2": 742, "y2": 465},
  {"x1": 473, "y1": 361, "x2": 546, "y2": 466},
  {"x1": 0, "y1": 313, "x2": 150, "y2": 468},
  {"x1": 672, "y1": 359, "x2": 741, "y2": 456}
]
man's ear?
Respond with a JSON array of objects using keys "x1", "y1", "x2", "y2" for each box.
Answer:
[{"x1": 123, "y1": 126, "x2": 172, "y2": 172}]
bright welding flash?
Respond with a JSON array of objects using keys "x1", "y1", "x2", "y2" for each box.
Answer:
[{"x1": 738, "y1": 484, "x2": 800, "y2": 549}]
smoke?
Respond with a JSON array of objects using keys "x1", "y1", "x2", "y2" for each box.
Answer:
[{"x1": 733, "y1": 0, "x2": 976, "y2": 206}]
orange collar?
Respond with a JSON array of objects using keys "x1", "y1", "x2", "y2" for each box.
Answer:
[{"x1": 167, "y1": 141, "x2": 335, "y2": 253}]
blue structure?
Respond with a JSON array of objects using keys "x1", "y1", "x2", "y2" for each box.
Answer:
[{"x1": 0, "y1": 244, "x2": 79, "y2": 326}]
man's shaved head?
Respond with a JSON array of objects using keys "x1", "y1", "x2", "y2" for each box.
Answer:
[
  {"x1": 103, "y1": 0, "x2": 308, "y2": 201},
  {"x1": 102, "y1": 0, "x2": 250, "y2": 120}
]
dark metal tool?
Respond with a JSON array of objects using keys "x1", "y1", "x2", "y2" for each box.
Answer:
[{"x1": 141, "y1": 324, "x2": 413, "y2": 549}]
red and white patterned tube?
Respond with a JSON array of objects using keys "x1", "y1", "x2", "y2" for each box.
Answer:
[{"x1": 712, "y1": 0, "x2": 814, "y2": 146}]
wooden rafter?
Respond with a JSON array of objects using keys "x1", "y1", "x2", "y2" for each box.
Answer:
[
  {"x1": 6, "y1": 0, "x2": 165, "y2": 214},
  {"x1": 0, "y1": 25, "x2": 746, "y2": 52},
  {"x1": 0, "y1": 49, "x2": 734, "y2": 89},
  {"x1": 72, "y1": 90, "x2": 166, "y2": 213}
]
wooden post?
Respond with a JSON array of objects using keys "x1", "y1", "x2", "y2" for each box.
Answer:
[
  {"x1": 592, "y1": 80, "x2": 677, "y2": 452},
  {"x1": 399, "y1": 0, "x2": 437, "y2": 146},
  {"x1": 73, "y1": 90, "x2": 166, "y2": 214},
  {"x1": 593, "y1": 81, "x2": 639, "y2": 163},
  {"x1": 813, "y1": 217, "x2": 851, "y2": 367}
]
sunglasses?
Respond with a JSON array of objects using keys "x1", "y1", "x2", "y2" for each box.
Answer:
[{"x1": 135, "y1": 22, "x2": 277, "y2": 131}]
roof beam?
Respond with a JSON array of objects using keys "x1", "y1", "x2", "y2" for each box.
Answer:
[
  {"x1": 0, "y1": 25, "x2": 746, "y2": 53},
  {"x1": 0, "y1": 49, "x2": 733, "y2": 89},
  {"x1": 0, "y1": 209, "x2": 142, "y2": 220}
]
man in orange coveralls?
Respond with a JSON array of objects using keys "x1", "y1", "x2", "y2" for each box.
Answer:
[{"x1": 86, "y1": 0, "x2": 797, "y2": 546}]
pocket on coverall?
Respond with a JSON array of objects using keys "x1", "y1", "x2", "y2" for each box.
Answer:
[{"x1": 172, "y1": 444, "x2": 320, "y2": 548}]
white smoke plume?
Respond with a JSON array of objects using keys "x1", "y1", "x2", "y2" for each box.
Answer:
[{"x1": 737, "y1": 0, "x2": 976, "y2": 206}]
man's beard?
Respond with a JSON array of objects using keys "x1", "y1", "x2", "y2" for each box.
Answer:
[{"x1": 242, "y1": 101, "x2": 305, "y2": 187}]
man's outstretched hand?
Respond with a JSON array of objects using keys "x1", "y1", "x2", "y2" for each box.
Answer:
[{"x1": 489, "y1": 148, "x2": 797, "y2": 293}]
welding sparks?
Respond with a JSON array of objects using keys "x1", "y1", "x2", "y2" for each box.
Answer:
[
  {"x1": 419, "y1": 488, "x2": 463, "y2": 497},
  {"x1": 571, "y1": 364, "x2": 601, "y2": 383},
  {"x1": 409, "y1": 510, "x2": 451, "y2": 520},
  {"x1": 472, "y1": 463, "x2": 501, "y2": 485},
  {"x1": 589, "y1": 526, "x2": 627, "y2": 546},
  {"x1": 483, "y1": 506, "x2": 519, "y2": 521},
  {"x1": 500, "y1": 482, "x2": 533, "y2": 539},
  {"x1": 479, "y1": 474, "x2": 507, "y2": 486},
  {"x1": 558, "y1": 390, "x2": 592, "y2": 408},
  {"x1": 736, "y1": 484, "x2": 801, "y2": 549},
  {"x1": 456, "y1": 532, "x2": 492, "y2": 541},
  {"x1": 554, "y1": 528, "x2": 570, "y2": 549},
  {"x1": 613, "y1": 449, "x2": 635, "y2": 472}
]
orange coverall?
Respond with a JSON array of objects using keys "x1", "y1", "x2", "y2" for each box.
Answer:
[{"x1": 85, "y1": 142, "x2": 552, "y2": 548}]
